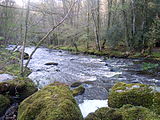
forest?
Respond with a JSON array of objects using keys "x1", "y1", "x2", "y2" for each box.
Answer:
[{"x1": 0, "y1": 0, "x2": 160, "y2": 120}]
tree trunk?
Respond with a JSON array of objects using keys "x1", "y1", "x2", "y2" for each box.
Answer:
[
  {"x1": 122, "y1": 0, "x2": 130, "y2": 49},
  {"x1": 20, "y1": 0, "x2": 30, "y2": 76}
]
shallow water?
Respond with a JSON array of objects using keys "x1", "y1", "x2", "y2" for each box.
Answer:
[{"x1": 7, "y1": 45, "x2": 160, "y2": 117}]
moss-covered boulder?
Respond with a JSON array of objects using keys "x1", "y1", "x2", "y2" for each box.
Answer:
[
  {"x1": 108, "y1": 82, "x2": 154, "y2": 108},
  {"x1": 108, "y1": 82, "x2": 160, "y2": 115},
  {"x1": 85, "y1": 107, "x2": 122, "y2": 120},
  {"x1": 118, "y1": 105, "x2": 160, "y2": 120},
  {"x1": 85, "y1": 105, "x2": 160, "y2": 120},
  {"x1": 72, "y1": 85, "x2": 85, "y2": 96},
  {"x1": 17, "y1": 82, "x2": 83, "y2": 120},
  {"x1": 0, "y1": 94, "x2": 10, "y2": 116},
  {"x1": 0, "y1": 77, "x2": 37, "y2": 99},
  {"x1": 152, "y1": 92, "x2": 160, "y2": 114}
]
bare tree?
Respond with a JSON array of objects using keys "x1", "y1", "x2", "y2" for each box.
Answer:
[
  {"x1": 23, "y1": 0, "x2": 78, "y2": 74},
  {"x1": 91, "y1": 0, "x2": 101, "y2": 51},
  {"x1": 20, "y1": 0, "x2": 30, "y2": 76}
]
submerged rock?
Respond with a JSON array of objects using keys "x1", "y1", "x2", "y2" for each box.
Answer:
[
  {"x1": 108, "y1": 82, "x2": 160, "y2": 115},
  {"x1": 0, "y1": 95, "x2": 10, "y2": 116},
  {"x1": 44, "y1": 62, "x2": 58, "y2": 66},
  {"x1": 85, "y1": 105, "x2": 160, "y2": 120},
  {"x1": 72, "y1": 85, "x2": 85, "y2": 96},
  {"x1": 71, "y1": 81, "x2": 82, "y2": 87},
  {"x1": 24, "y1": 52, "x2": 29, "y2": 60},
  {"x1": 17, "y1": 82, "x2": 83, "y2": 120}
]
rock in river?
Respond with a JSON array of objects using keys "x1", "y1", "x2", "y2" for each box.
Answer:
[
  {"x1": 44, "y1": 62, "x2": 58, "y2": 66},
  {"x1": 24, "y1": 52, "x2": 29, "y2": 60},
  {"x1": 85, "y1": 105, "x2": 160, "y2": 120},
  {"x1": 72, "y1": 85, "x2": 85, "y2": 97},
  {"x1": 108, "y1": 82, "x2": 160, "y2": 115},
  {"x1": 17, "y1": 82, "x2": 83, "y2": 120}
]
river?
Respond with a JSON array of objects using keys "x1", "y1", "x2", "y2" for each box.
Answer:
[{"x1": 8, "y1": 46, "x2": 160, "y2": 117}]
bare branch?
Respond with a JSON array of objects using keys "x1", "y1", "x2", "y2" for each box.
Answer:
[{"x1": 24, "y1": 0, "x2": 79, "y2": 71}]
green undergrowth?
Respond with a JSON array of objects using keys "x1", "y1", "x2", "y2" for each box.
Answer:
[
  {"x1": 142, "y1": 62, "x2": 159, "y2": 71},
  {"x1": 50, "y1": 45, "x2": 127, "y2": 57},
  {"x1": 0, "y1": 48, "x2": 31, "y2": 76},
  {"x1": 48, "y1": 45, "x2": 160, "y2": 61}
]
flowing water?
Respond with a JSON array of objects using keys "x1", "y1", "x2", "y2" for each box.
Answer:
[{"x1": 7, "y1": 46, "x2": 160, "y2": 117}]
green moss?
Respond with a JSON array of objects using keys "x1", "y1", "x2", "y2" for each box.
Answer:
[
  {"x1": 0, "y1": 94, "x2": 10, "y2": 116},
  {"x1": 118, "y1": 105, "x2": 160, "y2": 120},
  {"x1": 0, "y1": 77, "x2": 37, "y2": 99},
  {"x1": 142, "y1": 62, "x2": 159, "y2": 71},
  {"x1": 85, "y1": 105, "x2": 160, "y2": 120},
  {"x1": 108, "y1": 82, "x2": 160, "y2": 115},
  {"x1": 108, "y1": 82, "x2": 153, "y2": 108},
  {"x1": 72, "y1": 85, "x2": 85, "y2": 96},
  {"x1": 152, "y1": 92, "x2": 160, "y2": 115},
  {"x1": 17, "y1": 82, "x2": 83, "y2": 120},
  {"x1": 85, "y1": 107, "x2": 122, "y2": 120},
  {"x1": 4, "y1": 64, "x2": 31, "y2": 76},
  {"x1": 152, "y1": 52, "x2": 160, "y2": 57}
]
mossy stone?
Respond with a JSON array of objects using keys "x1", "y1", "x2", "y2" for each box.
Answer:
[
  {"x1": 0, "y1": 77, "x2": 37, "y2": 99},
  {"x1": 118, "y1": 105, "x2": 160, "y2": 120},
  {"x1": 108, "y1": 82, "x2": 153, "y2": 108},
  {"x1": 0, "y1": 94, "x2": 10, "y2": 116},
  {"x1": 152, "y1": 92, "x2": 160, "y2": 115},
  {"x1": 108, "y1": 82, "x2": 160, "y2": 115},
  {"x1": 85, "y1": 105, "x2": 160, "y2": 120},
  {"x1": 72, "y1": 85, "x2": 85, "y2": 96},
  {"x1": 85, "y1": 107, "x2": 122, "y2": 120},
  {"x1": 17, "y1": 82, "x2": 83, "y2": 120}
]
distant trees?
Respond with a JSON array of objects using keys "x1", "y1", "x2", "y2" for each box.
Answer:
[
  {"x1": 0, "y1": 0, "x2": 160, "y2": 53},
  {"x1": 0, "y1": 0, "x2": 17, "y2": 45},
  {"x1": 146, "y1": 18, "x2": 160, "y2": 53}
]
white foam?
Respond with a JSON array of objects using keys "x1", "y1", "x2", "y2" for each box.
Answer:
[
  {"x1": 104, "y1": 72, "x2": 122, "y2": 77},
  {"x1": 79, "y1": 100, "x2": 108, "y2": 118}
]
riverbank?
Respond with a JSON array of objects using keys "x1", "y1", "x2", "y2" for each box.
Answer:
[
  {"x1": 0, "y1": 47, "x2": 37, "y2": 119},
  {"x1": 49, "y1": 45, "x2": 160, "y2": 62},
  {"x1": 0, "y1": 47, "x2": 31, "y2": 76}
]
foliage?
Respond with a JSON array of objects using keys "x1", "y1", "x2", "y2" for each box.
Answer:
[
  {"x1": 0, "y1": 36, "x2": 4, "y2": 41},
  {"x1": 142, "y1": 62, "x2": 159, "y2": 71},
  {"x1": 146, "y1": 18, "x2": 160, "y2": 49}
]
